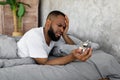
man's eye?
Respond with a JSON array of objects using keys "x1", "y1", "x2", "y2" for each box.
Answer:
[
  {"x1": 58, "y1": 24, "x2": 62, "y2": 27},
  {"x1": 63, "y1": 27, "x2": 66, "y2": 30}
]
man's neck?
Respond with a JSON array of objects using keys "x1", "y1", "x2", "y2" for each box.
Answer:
[{"x1": 43, "y1": 28, "x2": 51, "y2": 46}]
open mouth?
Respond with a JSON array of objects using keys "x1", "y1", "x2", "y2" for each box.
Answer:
[{"x1": 56, "y1": 32, "x2": 62, "y2": 37}]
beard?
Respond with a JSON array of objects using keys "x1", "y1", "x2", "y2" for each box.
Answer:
[{"x1": 48, "y1": 26, "x2": 61, "y2": 41}]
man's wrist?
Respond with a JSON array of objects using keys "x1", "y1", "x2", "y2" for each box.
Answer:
[
  {"x1": 62, "y1": 33, "x2": 67, "y2": 37},
  {"x1": 70, "y1": 52, "x2": 76, "y2": 61}
]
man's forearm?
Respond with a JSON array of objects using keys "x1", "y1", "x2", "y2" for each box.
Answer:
[
  {"x1": 45, "y1": 53, "x2": 76, "y2": 65},
  {"x1": 62, "y1": 34, "x2": 75, "y2": 45}
]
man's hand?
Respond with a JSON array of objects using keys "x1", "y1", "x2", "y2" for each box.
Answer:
[
  {"x1": 62, "y1": 15, "x2": 75, "y2": 44},
  {"x1": 63, "y1": 15, "x2": 69, "y2": 35},
  {"x1": 72, "y1": 48, "x2": 92, "y2": 61}
]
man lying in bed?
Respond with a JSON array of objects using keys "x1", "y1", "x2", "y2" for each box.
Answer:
[
  {"x1": 17, "y1": 10, "x2": 92, "y2": 65},
  {"x1": 17, "y1": 10, "x2": 120, "y2": 80}
]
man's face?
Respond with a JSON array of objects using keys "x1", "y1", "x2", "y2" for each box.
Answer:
[
  {"x1": 48, "y1": 25, "x2": 60, "y2": 41},
  {"x1": 48, "y1": 15, "x2": 66, "y2": 41}
]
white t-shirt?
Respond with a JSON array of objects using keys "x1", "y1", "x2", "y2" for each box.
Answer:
[{"x1": 17, "y1": 27, "x2": 55, "y2": 58}]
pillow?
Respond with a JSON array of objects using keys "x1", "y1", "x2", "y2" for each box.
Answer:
[
  {"x1": 13, "y1": 36, "x2": 21, "y2": 42},
  {"x1": 0, "y1": 35, "x2": 18, "y2": 59},
  {"x1": 51, "y1": 44, "x2": 78, "y2": 57},
  {"x1": 51, "y1": 34, "x2": 100, "y2": 57},
  {"x1": 68, "y1": 34, "x2": 100, "y2": 50},
  {"x1": 0, "y1": 59, "x2": 4, "y2": 68}
]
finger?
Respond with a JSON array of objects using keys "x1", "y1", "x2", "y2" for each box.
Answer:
[
  {"x1": 77, "y1": 48, "x2": 83, "y2": 53},
  {"x1": 65, "y1": 15, "x2": 69, "y2": 22},
  {"x1": 73, "y1": 48, "x2": 83, "y2": 59},
  {"x1": 80, "y1": 48, "x2": 90, "y2": 57},
  {"x1": 82, "y1": 48, "x2": 92, "y2": 61},
  {"x1": 65, "y1": 15, "x2": 69, "y2": 26}
]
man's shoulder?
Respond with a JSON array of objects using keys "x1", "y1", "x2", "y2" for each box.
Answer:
[
  {"x1": 18, "y1": 27, "x2": 43, "y2": 40},
  {"x1": 25, "y1": 27, "x2": 43, "y2": 35},
  {"x1": 29, "y1": 27, "x2": 43, "y2": 32}
]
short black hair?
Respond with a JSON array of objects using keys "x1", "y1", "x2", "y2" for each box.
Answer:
[{"x1": 46, "y1": 10, "x2": 65, "y2": 20}]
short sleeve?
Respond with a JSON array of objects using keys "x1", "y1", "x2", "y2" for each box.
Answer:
[{"x1": 26, "y1": 31, "x2": 48, "y2": 58}]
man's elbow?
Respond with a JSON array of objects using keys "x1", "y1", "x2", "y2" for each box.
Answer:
[{"x1": 33, "y1": 58, "x2": 48, "y2": 65}]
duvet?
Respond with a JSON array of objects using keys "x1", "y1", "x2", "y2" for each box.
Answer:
[
  {"x1": 0, "y1": 35, "x2": 120, "y2": 80},
  {"x1": 0, "y1": 50, "x2": 120, "y2": 80}
]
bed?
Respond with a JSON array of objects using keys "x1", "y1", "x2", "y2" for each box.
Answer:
[{"x1": 0, "y1": 34, "x2": 120, "y2": 80}]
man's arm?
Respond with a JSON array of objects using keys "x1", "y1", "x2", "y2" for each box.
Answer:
[
  {"x1": 34, "y1": 53, "x2": 75, "y2": 65},
  {"x1": 33, "y1": 48, "x2": 92, "y2": 65},
  {"x1": 62, "y1": 16, "x2": 74, "y2": 45},
  {"x1": 62, "y1": 34, "x2": 75, "y2": 45}
]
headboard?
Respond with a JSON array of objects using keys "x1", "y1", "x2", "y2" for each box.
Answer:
[{"x1": 41, "y1": 0, "x2": 120, "y2": 63}]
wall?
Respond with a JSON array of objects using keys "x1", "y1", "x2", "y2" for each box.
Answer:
[
  {"x1": 41, "y1": 0, "x2": 120, "y2": 62},
  {"x1": 0, "y1": 0, "x2": 39, "y2": 36},
  {"x1": 0, "y1": 6, "x2": 2, "y2": 33},
  {"x1": 0, "y1": 1, "x2": 3, "y2": 33}
]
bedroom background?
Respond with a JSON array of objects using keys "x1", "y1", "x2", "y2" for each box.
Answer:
[
  {"x1": 0, "y1": 0, "x2": 120, "y2": 63},
  {"x1": 0, "y1": 0, "x2": 39, "y2": 35}
]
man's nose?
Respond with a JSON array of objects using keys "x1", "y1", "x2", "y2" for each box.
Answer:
[{"x1": 60, "y1": 27, "x2": 64, "y2": 32}]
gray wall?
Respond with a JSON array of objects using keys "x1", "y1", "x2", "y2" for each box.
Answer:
[{"x1": 41, "y1": 0, "x2": 120, "y2": 62}]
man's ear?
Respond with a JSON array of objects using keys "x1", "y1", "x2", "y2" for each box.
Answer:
[{"x1": 46, "y1": 19, "x2": 51, "y2": 27}]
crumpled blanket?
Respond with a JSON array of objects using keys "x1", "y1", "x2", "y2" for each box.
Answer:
[
  {"x1": 0, "y1": 50, "x2": 120, "y2": 80},
  {"x1": 50, "y1": 35, "x2": 120, "y2": 79}
]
